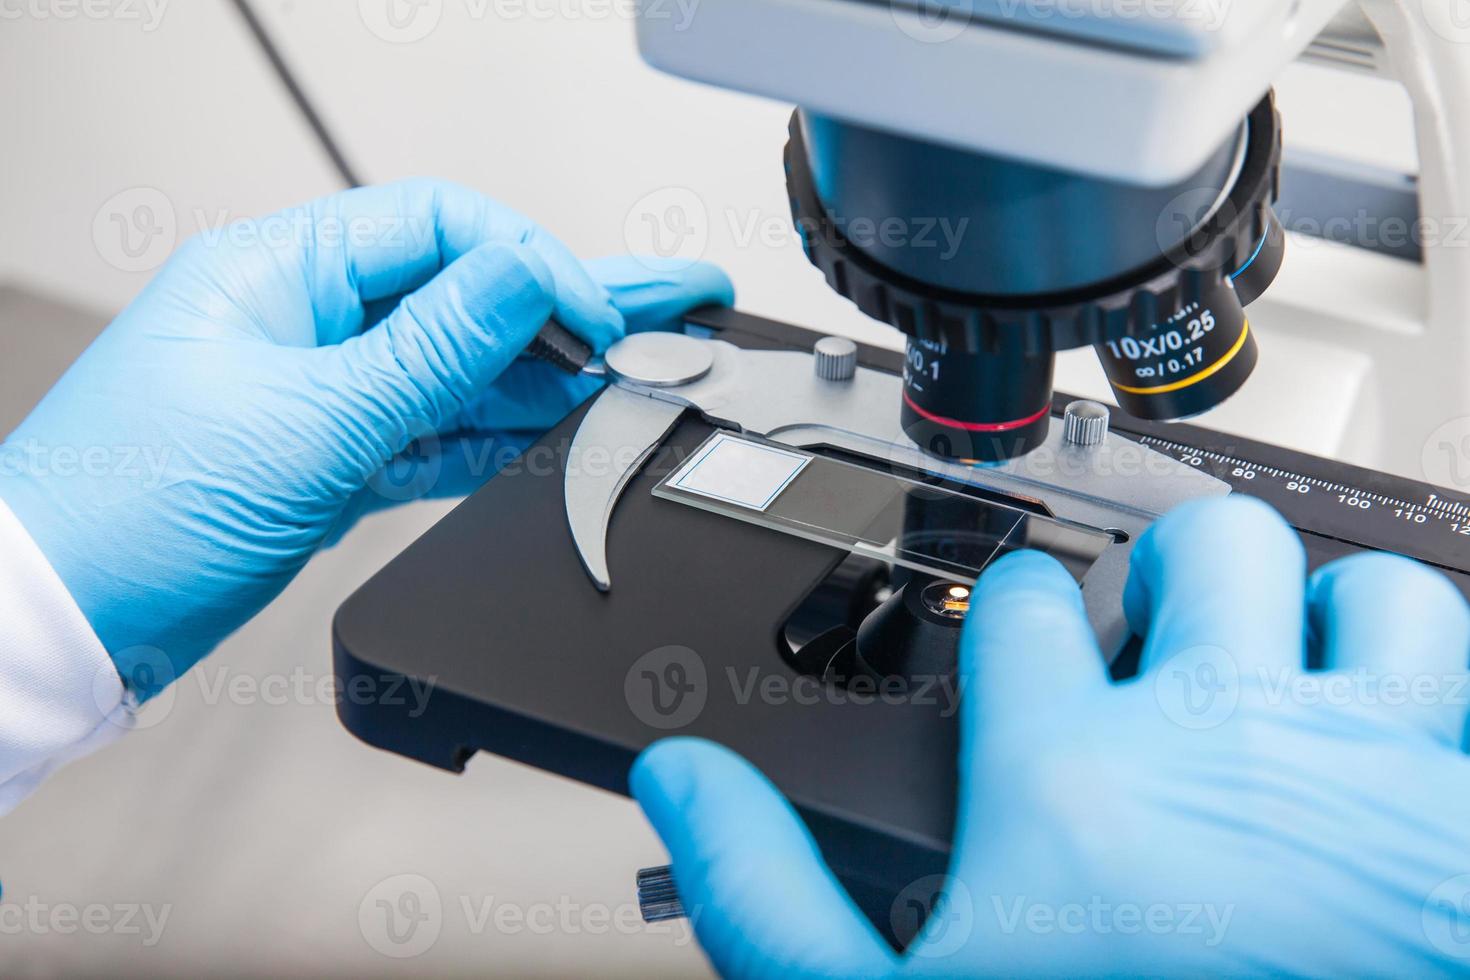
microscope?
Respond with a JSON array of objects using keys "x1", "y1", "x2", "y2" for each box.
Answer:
[{"x1": 334, "y1": 1, "x2": 1470, "y2": 942}]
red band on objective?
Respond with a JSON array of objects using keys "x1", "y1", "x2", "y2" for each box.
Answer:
[{"x1": 901, "y1": 391, "x2": 1051, "y2": 433}]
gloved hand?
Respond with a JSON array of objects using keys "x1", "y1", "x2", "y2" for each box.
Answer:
[
  {"x1": 632, "y1": 495, "x2": 1470, "y2": 977},
  {"x1": 0, "y1": 178, "x2": 732, "y2": 696}
]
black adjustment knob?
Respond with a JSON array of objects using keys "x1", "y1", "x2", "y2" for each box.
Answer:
[{"x1": 636, "y1": 866, "x2": 686, "y2": 922}]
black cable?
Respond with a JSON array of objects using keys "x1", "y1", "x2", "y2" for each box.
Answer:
[
  {"x1": 227, "y1": 0, "x2": 364, "y2": 189},
  {"x1": 224, "y1": 0, "x2": 589, "y2": 372}
]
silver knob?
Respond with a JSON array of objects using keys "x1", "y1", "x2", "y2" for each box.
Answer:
[
  {"x1": 813, "y1": 336, "x2": 858, "y2": 381},
  {"x1": 603, "y1": 333, "x2": 714, "y2": 388},
  {"x1": 1063, "y1": 400, "x2": 1110, "y2": 447}
]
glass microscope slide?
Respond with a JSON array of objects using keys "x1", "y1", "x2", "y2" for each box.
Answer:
[{"x1": 653, "y1": 431, "x2": 1112, "y2": 584}]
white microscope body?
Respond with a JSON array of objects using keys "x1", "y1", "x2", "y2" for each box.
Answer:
[{"x1": 639, "y1": 0, "x2": 1470, "y2": 482}]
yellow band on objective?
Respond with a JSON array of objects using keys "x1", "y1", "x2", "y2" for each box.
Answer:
[{"x1": 1112, "y1": 321, "x2": 1252, "y2": 396}]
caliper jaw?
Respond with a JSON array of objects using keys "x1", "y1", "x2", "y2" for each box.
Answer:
[{"x1": 562, "y1": 332, "x2": 1228, "y2": 611}]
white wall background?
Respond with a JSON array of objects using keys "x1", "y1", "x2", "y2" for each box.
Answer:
[{"x1": 0, "y1": 1, "x2": 1429, "y2": 976}]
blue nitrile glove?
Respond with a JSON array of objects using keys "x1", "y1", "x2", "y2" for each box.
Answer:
[
  {"x1": 632, "y1": 495, "x2": 1470, "y2": 977},
  {"x1": 0, "y1": 178, "x2": 732, "y2": 697}
]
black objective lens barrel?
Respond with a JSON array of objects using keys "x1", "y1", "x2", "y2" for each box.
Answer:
[
  {"x1": 785, "y1": 94, "x2": 1284, "y2": 458},
  {"x1": 900, "y1": 337, "x2": 1054, "y2": 462},
  {"x1": 1094, "y1": 276, "x2": 1258, "y2": 421},
  {"x1": 797, "y1": 113, "x2": 1243, "y2": 298}
]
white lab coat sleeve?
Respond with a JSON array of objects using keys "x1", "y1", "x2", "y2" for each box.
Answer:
[{"x1": 0, "y1": 498, "x2": 134, "y2": 815}]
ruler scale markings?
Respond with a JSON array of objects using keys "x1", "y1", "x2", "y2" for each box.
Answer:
[{"x1": 1137, "y1": 435, "x2": 1470, "y2": 531}]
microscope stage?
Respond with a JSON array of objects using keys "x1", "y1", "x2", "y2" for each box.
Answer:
[{"x1": 334, "y1": 308, "x2": 1470, "y2": 932}]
